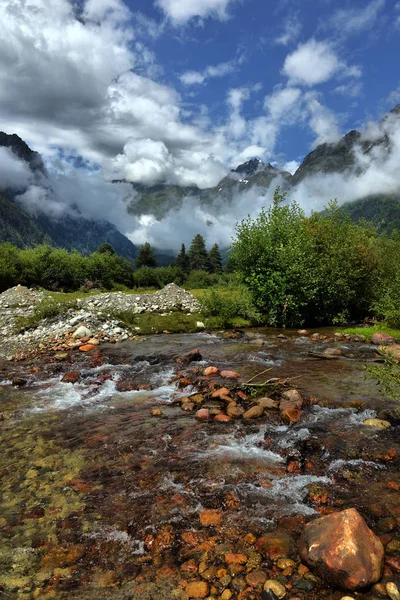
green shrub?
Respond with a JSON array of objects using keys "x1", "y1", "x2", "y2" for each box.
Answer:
[
  {"x1": 201, "y1": 286, "x2": 262, "y2": 327},
  {"x1": 133, "y1": 266, "x2": 161, "y2": 288},
  {"x1": 185, "y1": 270, "x2": 218, "y2": 289},
  {"x1": 14, "y1": 297, "x2": 78, "y2": 332}
]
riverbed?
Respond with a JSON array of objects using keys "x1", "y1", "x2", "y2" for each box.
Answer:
[{"x1": 1, "y1": 329, "x2": 399, "y2": 599}]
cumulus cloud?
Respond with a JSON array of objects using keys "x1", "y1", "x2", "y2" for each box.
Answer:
[
  {"x1": 306, "y1": 94, "x2": 341, "y2": 145},
  {"x1": 180, "y1": 61, "x2": 236, "y2": 86},
  {"x1": 282, "y1": 40, "x2": 360, "y2": 87},
  {"x1": 156, "y1": 0, "x2": 236, "y2": 25}
]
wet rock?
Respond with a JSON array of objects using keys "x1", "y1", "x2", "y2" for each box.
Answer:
[
  {"x1": 353, "y1": 334, "x2": 367, "y2": 342},
  {"x1": 246, "y1": 570, "x2": 267, "y2": 587},
  {"x1": 204, "y1": 366, "x2": 219, "y2": 376},
  {"x1": 280, "y1": 389, "x2": 303, "y2": 411},
  {"x1": 249, "y1": 337, "x2": 265, "y2": 345},
  {"x1": 299, "y1": 508, "x2": 384, "y2": 590},
  {"x1": 199, "y1": 509, "x2": 222, "y2": 527},
  {"x1": 73, "y1": 326, "x2": 92, "y2": 339},
  {"x1": 225, "y1": 553, "x2": 247, "y2": 565},
  {"x1": 177, "y1": 348, "x2": 202, "y2": 365},
  {"x1": 298, "y1": 330, "x2": 308, "y2": 335},
  {"x1": 196, "y1": 409, "x2": 210, "y2": 421},
  {"x1": 151, "y1": 409, "x2": 162, "y2": 417},
  {"x1": 214, "y1": 413, "x2": 231, "y2": 423},
  {"x1": 181, "y1": 402, "x2": 195, "y2": 412},
  {"x1": 261, "y1": 591, "x2": 279, "y2": 600},
  {"x1": 212, "y1": 387, "x2": 231, "y2": 399},
  {"x1": 386, "y1": 557, "x2": 400, "y2": 572},
  {"x1": 387, "y1": 582, "x2": 400, "y2": 600},
  {"x1": 323, "y1": 347, "x2": 342, "y2": 356},
  {"x1": 282, "y1": 408, "x2": 302, "y2": 424},
  {"x1": 372, "y1": 333, "x2": 395, "y2": 345},
  {"x1": 277, "y1": 558, "x2": 296, "y2": 569},
  {"x1": 220, "y1": 590, "x2": 232, "y2": 600},
  {"x1": 263, "y1": 580, "x2": 286, "y2": 598},
  {"x1": 363, "y1": 419, "x2": 391, "y2": 429},
  {"x1": 227, "y1": 404, "x2": 244, "y2": 419},
  {"x1": 11, "y1": 377, "x2": 27, "y2": 387},
  {"x1": 186, "y1": 581, "x2": 209, "y2": 598},
  {"x1": 257, "y1": 533, "x2": 295, "y2": 560},
  {"x1": 79, "y1": 344, "x2": 95, "y2": 352},
  {"x1": 87, "y1": 338, "x2": 100, "y2": 346},
  {"x1": 61, "y1": 371, "x2": 80, "y2": 384},
  {"x1": 220, "y1": 370, "x2": 241, "y2": 379},
  {"x1": 243, "y1": 405, "x2": 264, "y2": 419},
  {"x1": 54, "y1": 352, "x2": 68, "y2": 360},
  {"x1": 257, "y1": 397, "x2": 279, "y2": 410}
]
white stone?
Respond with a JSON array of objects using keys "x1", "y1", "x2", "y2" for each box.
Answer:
[
  {"x1": 73, "y1": 326, "x2": 92, "y2": 339},
  {"x1": 196, "y1": 321, "x2": 205, "y2": 328}
]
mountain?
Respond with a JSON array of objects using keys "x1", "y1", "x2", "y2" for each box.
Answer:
[
  {"x1": 125, "y1": 104, "x2": 400, "y2": 235},
  {"x1": 0, "y1": 132, "x2": 139, "y2": 261}
]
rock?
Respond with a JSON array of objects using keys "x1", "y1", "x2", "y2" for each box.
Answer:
[
  {"x1": 363, "y1": 419, "x2": 391, "y2": 429},
  {"x1": 151, "y1": 409, "x2": 162, "y2": 417},
  {"x1": 87, "y1": 338, "x2": 100, "y2": 346},
  {"x1": 73, "y1": 326, "x2": 92, "y2": 339},
  {"x1": 214, "y1": 414, "x2": 231, "y2": 423},
  {"x1": 61, "y1": 372, "x2": 80, "y2": 384},
  {"x1": 298, "y1": 508, "x2": 384, "y2": 590},
  {"x1": 298, "y1": 330, "x2": 308, "y2": 335},
  {"x1": 54, "y1": 352, "x2": 68, "y2": 360},
  {"x1": 280, "y1": 389, "x2": 303, "y2": 411},
  {"x1": 204, "y1": 366, "x2": 219, "y2": 376},
  {"x1": 387, "y1": 583, "x2": 400, "y2": 600},
  {"x1": 220, "y1": 370, "x2": 241, "y2": 379},
  {"x1": 243, "y1": 405, "x2": 264, "y2": 419},
  {"x1": 379, "y1": 344, "x2": 400, "y2": 362},
  {"x1": 227, "y1": 404, "x2": 244, "y2": 419},
  {"x1": 212, "y1": 387, "x2": 231, "y2": 399},
  {"x1": 353, "y1": 334, "x2": 367, "y2": 343},
  {"x1": 196, "y1": 321, "x2": 205, "y2": 328},
  {"x1": 282, "y1": 408, "x2": 302, "y2": 424},
  {"x1": 196, "y1": 409, "x2": 210, "y2": 421},
  {"x1": 372, "y1": 333, "x2": 395, "y2": 345},
  {"x1": 186, "y1": 581, "x2": 209, "y2": 598},
  {"x1": 199, "y1": 509, "x2": 222, "y2": 527},
  {"x1": 277, "y1": 558, "x2": 296, "y2": 570},
  {"x1": 263, "y1": 580, "x2": 286, "y2": 598},
  {"x1": 257, "y1": 533, "x2": 295, "y2": 560},
  {"x1": 225, "y1": 553, "x2": 247, "y2": 565},
  {"x1": 323, "y1": 347, "x2": 342, "y2": 356},
  {"x1": 261, "y1": 591, "x2": 279, "y2": 600},
  {"x1": 177, "y1": 348, "x2": 202, "y2": 365},
  {"x1": 340, "y1": 597, "x2": 356, "y2": 600},
  {"x1": 257, "y1": 397, "x2": 279, "y2": 409},
  {"x1": 246, "y1": 570, "x2": 267, "y2": 587},
  {"x1": 11, "y1": 377, "x2": 27, "y2": 387},
  {"x1": 249, "y1": 338, "x2": 265, "y2": 346},
  {"x1": 79, "y1": 344, "x2": 95, "y2": 352},
  {"x1": 181, "y1": 402, "x2": 195, "y2": 412}
]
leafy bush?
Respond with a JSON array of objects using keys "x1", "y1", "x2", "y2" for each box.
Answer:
[
  {"x1": 185, "y1": 270, "x2": 219, "y2": 289},
  {"x1": 132, "y1": 266, "x2": 161, "y2": 289},
  {"x1": 14, "y1": 297, "x2": 78, "y2": 332},
  {"x1": 201, "y1": 286, "x2": 262, "y2": 327}
]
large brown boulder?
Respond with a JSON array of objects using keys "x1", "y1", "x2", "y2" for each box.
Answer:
[{"x1": 299, "y1": 508, "x2": 384, "y2": 591}]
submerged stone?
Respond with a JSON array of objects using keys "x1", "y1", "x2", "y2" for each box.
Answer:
[{"x1": 298, "y1": 508, "x2": 384, "y2": 590}]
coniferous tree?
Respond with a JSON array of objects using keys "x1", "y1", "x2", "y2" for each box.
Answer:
[
  {"x1": 208, "y1": 243, "x2": 223, "y2": 274},
  {"x1": 135, "y1": 242, "x2": 157, "y2": 268},
  {"x1": 175, "y1": 243, "x2": 190, "y2": 273},
  {"x1": 188, "y1": 234, "x2": 209, "y2": 271},
  {"x1": 96, "y1": 242, "x2": 116, "y2": 255}
]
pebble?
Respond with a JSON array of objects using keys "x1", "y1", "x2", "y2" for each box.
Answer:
[
  {"x1": 186, "y1": 581, "x2": 209, "y2": 598},
  {"x1": 387, "y1": 583, "x2": 400, "y2": 600},
  {"x1": 363, "y1": 419, "x2": 391, "y2": 429},
  {"x1": 263, "y1": 580, "x2": 286, "y2": 598},
  {"x1": 199, "y1": 510, "x2": 222, "y2": 527},
  {"x1": 243, "y1": 405, "x2": 264, "y2": 419}
]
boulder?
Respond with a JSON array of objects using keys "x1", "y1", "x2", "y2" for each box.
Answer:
[
  {"x1": 323, "y1": 347, "x2": 342, "y2": 356},
  {"x1": 280, "y1": 389, "x2": 303, "y2": 412},
  {"x1": 61, "y1": 371, "x2": 80, "y2": 384},
  {"x1": 204, "y1": 366, "x2": 219, "y2": 376},
  {"x1": 371, "y1": 333, "x2": 395, "y2": 345},
  {"x1": 298, "y1": 508, "x2": 384, "y2": 590},
  {"x1": 220, "y1": 370, "x2": 241, "y2": 379},
  {"x1": 196, "y1": 408, "x2": 210, "y2": 421},
  {"x1": 73, "y1": 326, "x2": 92, "y2": 339}
]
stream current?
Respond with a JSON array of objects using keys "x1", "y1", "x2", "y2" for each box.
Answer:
[{"x1": 0, "y1": 329, "x2": 399, "y2": 599}]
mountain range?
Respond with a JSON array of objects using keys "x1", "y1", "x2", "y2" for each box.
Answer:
[{"x1": 1, "y1": 103, "x2": 400, "y2": 260}]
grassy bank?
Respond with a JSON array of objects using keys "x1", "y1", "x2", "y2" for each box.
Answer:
[{"x1": 343, "y1": 323, "x2": 400, "y2": 342}]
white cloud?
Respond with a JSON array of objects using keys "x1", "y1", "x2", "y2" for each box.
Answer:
[
  {"x1": 283, "y1": 39, "x2": 361, "y2": 88},
  {"x1": 283, "y1": 160, "x2": 300, "y2": 174},
  {"x1": 275, "y1": 15, "x2": 302, "y2": 46},
  {"x1": 264, "y1": 87, "x2": 302, "y2": 122},
  {"x1": 0, "y1": 147, "x2": 32, "y2": 190},
  {"x1": 306, "y1": 94, "x2": 341, "y2": 146},
  {"x1": 156, "y1": 0, "x2": 236, "y2": 25},
  {"x1": 180, "y1": 61, "x2": 235, "y2": 86},
  {"x1": 329, "y1": 0, "x2": 385, "y2": 35},
  {"x1": 283, "y1": 40, "x2": 340, "y2": 86}
]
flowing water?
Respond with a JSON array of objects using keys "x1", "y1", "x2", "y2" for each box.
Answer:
[{"x1": 1, "y1": 329, "x2": 400, "y2": 600}]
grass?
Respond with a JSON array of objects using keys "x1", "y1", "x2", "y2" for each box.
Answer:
[
  {"x1": 342, "y1": 323, "x2": 400, "y2": 342},
  {"x1": 13, "y1": 297, "x2": 78, "y2": 333}
]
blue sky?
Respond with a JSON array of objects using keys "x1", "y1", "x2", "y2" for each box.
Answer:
[{"x1": 1, "y1": 0, "x2": 400, "y2": 249}]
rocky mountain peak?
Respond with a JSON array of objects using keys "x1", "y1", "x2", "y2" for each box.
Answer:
[
  {"x1": 0, "y1": 131, "x2": 45, "y2": 172},
  {"x1": 232, "y1": 158, "x2": 264, "y2": 177}
]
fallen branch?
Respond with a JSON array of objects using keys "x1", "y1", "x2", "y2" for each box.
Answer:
[{"x1": 245, "y1": 368, "x2": 272, "y2": 384}]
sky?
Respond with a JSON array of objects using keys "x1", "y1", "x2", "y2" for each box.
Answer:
[{"x1": 1, "y1": 0, "x2": 400, "y2": 249}]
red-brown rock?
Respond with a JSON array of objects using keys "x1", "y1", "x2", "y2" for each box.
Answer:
[
  {"x1": 61, "y1": 371, "x2": 80, "y2": 384},
  {"x1": 196, "y1": 408, "x2": 210, "y2": 421},
  {"x1": 204, "y1": 366, "x2": 219, "y2": 376},
  {"x1": 371, "y1": 333, "x2": 395, "y2": 345},
  {"x1": 220, "y1": 370, "x2": 241, "y2": 379},
  {"x1": 282, "y1": 408, "x2": 302, "y2": 424},
  {"x1": 214, "y1": 413, "x2": 231, "y2": 423},
  {"x1": 280, "y1": 389, "x2": 303, "y2": 412},
  {"x1": 298, "y1": 508, "x2": 384, "y2": 591},
  {"x1": 199, "y1": 509, "x2": 222, "y2": 527},
  {"x1": 79, "y1": 344, "x2": 95, "y2": 353},
  {"x1": 176, "y1": 348, "x2": 202, "y2": 364},
  {"x1": 212, "y1": 387, "x2": 231, "y2": 399},
  {"x1": 243, "y1": 405, "x2": 264, "y2": 419}
]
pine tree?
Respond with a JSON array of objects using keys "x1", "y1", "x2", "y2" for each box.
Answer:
[
  {"x1": 135, "y1": 242, "x2": 157, "y2": 268},
  {"x1": 175, "y1": 243, "x2": 190, "y2": 273},
  {"x1": 188, "y1": 234, "x2": 208, "y2": 271},
  {"x1": 208, "y1": 243, "x2": 223, "y2": 274}
]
